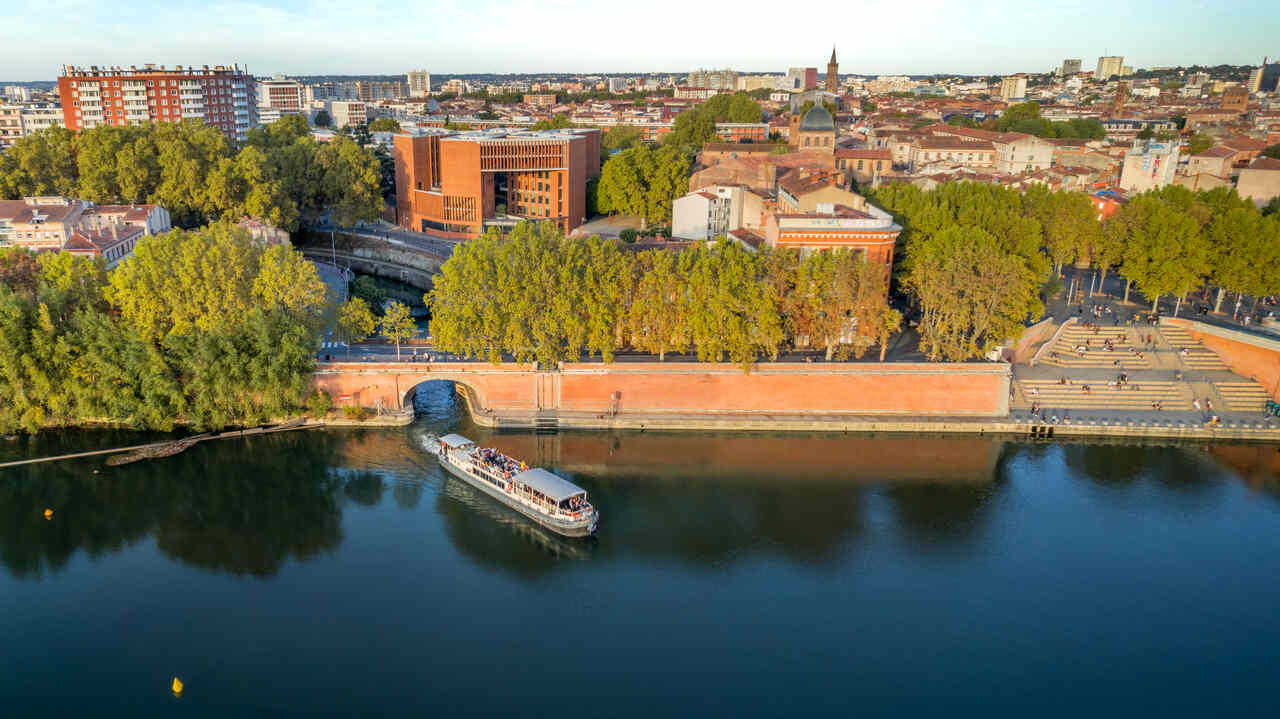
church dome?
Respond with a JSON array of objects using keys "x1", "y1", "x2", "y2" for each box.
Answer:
[{"x1": 799, "y1": 105, "x2": 835, "y2": 131}]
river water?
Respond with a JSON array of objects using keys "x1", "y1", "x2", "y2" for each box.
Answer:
[{"x1": 2, "y1": 381, "x2": 1279, "y2": 717}]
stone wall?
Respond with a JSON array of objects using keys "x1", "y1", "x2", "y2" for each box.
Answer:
[{"x1": 313, "y1": 360, "x2": 1012, "y2": 421}]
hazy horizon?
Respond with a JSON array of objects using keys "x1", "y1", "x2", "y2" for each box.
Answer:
[{"x1": 2, "y1": 0, "x2": 1277, "y2": 82}]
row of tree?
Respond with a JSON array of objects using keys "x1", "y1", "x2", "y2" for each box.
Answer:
[
  {"x1": 868, "y1": 181, "x2": 1280, "y2": 360},
  {"x1": 0, "y1": 225, "x2": 331, "y2": 434},
  {"x1": 426, "y1": 222, "x2": 899, "y2": 369},
  {"x1": 0, "y1": 116, "x2": 383, "y2": 231}
]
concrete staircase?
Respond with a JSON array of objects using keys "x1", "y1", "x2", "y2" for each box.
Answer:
[
  {"x1": 1037, "y1": 325, "x2": 1152, "y2": 369},
  {"x1": 1213, "y1": 381, "x2": 1272, "y2": 413},
  {"x1": 1018, "y1": 379, "x2": 1192, "y2": 411},
  {"x1": 1158, "y1": 326, "x2": 1230, "y2": 371}
]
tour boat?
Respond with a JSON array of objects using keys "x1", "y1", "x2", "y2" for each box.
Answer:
[{"x1": 435, "y1": 434, "x2": 598, "y2": 537}]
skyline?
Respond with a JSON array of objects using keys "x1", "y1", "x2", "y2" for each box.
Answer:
[{"x1": 2, "y1": 0, "x2": 1279, "y2": 82}]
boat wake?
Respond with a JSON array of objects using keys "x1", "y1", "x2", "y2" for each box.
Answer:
[{"x1": 419, "y1": 431, "x2": 442, "y2": 456}]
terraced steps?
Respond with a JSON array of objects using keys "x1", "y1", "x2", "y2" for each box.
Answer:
[
  {"x1": 1158, "y1": 326, "x2": 1230, "y2": 370},
  {"x1": 1214, "y1": 381, "x2": 1272, "y2": 412},
  {"x1": 1038, "y1": 327, "x2": 1152, "y2": 369},
  {"x1": 1019, "y1": 379, "x2": 1191, "y2": 411}
]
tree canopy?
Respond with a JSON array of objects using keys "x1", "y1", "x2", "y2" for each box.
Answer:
[
  {"x1": 0, "y1": 226, "x2": 329, "y2": 433},
  {"x1": 367, "y1": 117, "x2": 401, "y2": 133},
  {"x1": 426, "y1": 222, "x2": 896, "y2": 369},
  {"x1": 0, "y1": 118, "x2": 384, "y2": 232},
  {"x1": 595, "y1": 144, "x2": 692, "y2": 226}
]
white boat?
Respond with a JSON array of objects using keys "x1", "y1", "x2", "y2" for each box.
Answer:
[{"x1": 435, "y1": 434, "x2": 599, "y2": 537}]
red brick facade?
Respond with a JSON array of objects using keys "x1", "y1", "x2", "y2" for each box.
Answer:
[{"x1": 393, "y1": 128, "x2": 600, "y2": 237}]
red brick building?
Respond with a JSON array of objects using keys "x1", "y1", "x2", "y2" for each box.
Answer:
[
  {"x1": 393, "y1": 128, "x2": 601, "y2": 238},
  {"x1": 57, "y1": 63, "x2": 257, "y2": 142}
]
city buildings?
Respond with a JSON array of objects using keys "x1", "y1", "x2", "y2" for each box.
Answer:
[
  {"x1": 1235, "y1": 157, "x2": 1280, "y2": 207},
  {"x1": 790, "y1": 105, "x2": 837, "y2": 153},
  {"x1": 607, "y1": 78, "x2": 628, "y2": 93},
  {"x1": 764, "y1": 191, "x2": 901, "y2": 268},
  {"x1": 0, "y1": 196, "x2": 170, "y2": 268},
  {"x1": 1119, "y1": 139, "x2": 1179, "y2": 192},
  {"x1": 1095, "y1": 56, "x2": 1125, "y2": 80},
  {"x1": 0, "y1": 104, "x2": 20, "y2": 149},
  {"x1": 1059, "y1": 59, "x2": 1082, "y2": 76},
  {"x1": 407, "y1": 70, "x2": 432, "y2": 96},
  {"x1": 687, "y1": 69, "x2": 737, "y2": 91},
  {"x1": 392, "y1": 127, "x2": 601, "y2": 238},
  {"x1": 1256, "y1": 59, "x2": 1280, "y2": 93},
  {"x1": 826, "y1": 49, "x2": 839, "y2": 93},
  {"x1": 1221, "y1": 85, "x2": 1249, "y2": 113},
  {"x1": 326, "y1": 101, "x2": 367, "y2": 128},
  {"x1": 57, "y1": 63, "x2": 257, "y2": 141},
  {"x1": 999, "y1": 76, "x2": 1027, "y2": 101},
  {"x1": 4, "y1": 86, "x2": 31, "y2": 102},
  {"x1": 786, "y1": 68, "x2": 819, "y2": 91},
  {"x1": 671, "y1": 185, "x2": 764, "y2": 241},
  {"x1": 523, "y1": 94, "x2": 557, "y2": 107},
  {"x1": 257, "y1": 75, "x2": 304, "y2": 115}
]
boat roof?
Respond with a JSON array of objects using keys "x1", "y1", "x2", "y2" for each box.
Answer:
[
  {"x1": 512, "y1": 468, "x2": 586, "y2": 502},
  {"x1": 439, "y1": 434, "x2": 474, "y2": 449}
]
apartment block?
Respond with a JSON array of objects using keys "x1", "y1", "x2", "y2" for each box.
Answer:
[
  {"x1": 58, "y1": 63, "x2": 257, "y2": 141},
  {"x1": 393, "y1": 127, "x2": 601, "y2": 238},
  {"x1": 257, "y1": 75, "x2": 304, "y2": 114},
  {"x1": 407, "y1": 70, "x2": 432, "y2": 96}
]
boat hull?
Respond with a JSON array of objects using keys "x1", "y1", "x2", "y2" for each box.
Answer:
[{"x1": 438, "y1": 453, "x2": 597, "y2": 538}]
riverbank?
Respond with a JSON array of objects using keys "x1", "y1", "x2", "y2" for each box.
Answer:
[{"x1": 454, "y1": 381, "x2": 1280, "y2": 442}]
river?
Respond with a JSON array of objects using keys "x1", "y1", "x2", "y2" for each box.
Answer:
[{"x1": 2, "y1": 381, "x2": 1279, "y2": 717}]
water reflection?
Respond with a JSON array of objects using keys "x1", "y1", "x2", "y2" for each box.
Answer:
[
  {"x1": 3, "y1": 390, "x2": 1277, "y2": 584},
  {"x1": 436, "y1": 476, "x2": 596, "y2": 578},
  {"x1": 0, "y1": 431, "x2": 353, "y2": 580}
]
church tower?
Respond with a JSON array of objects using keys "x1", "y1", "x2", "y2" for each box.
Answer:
[{"x1": 826, "y1": 47, "x2": 839, "y2": 93}]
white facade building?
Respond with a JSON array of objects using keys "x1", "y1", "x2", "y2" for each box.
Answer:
[
  {"x1": 1120, "y1": 140, "x2": 1180, "y2": 193},
  {"x1": 407, "y1": 70, "x2": 431, "y2": 96}
]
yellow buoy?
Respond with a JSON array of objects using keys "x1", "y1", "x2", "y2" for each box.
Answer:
[
  {"x1": 44, "y1": 508, "x2": 53, "y2": 520},
  {"x1": 172, "y1": 677, "x2": 183, "y2": 695}
]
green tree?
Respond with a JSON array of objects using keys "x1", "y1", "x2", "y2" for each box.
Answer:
[
  {"x1": 1117, "y1": 196, "x2": 1210, "y2": 313},
  {"x1": 350, "y1": 276, "x2": 387, "y2": 308},
  {"x1": 313, "y1": 109, "x2": 333, "y2": 127},
  {"x1": 335, "y1": 297, "x2": 377, "y2": 358},
  {"x1": 1262, "y1": 143, "x2": 1280, "y2": 160},
  {"x1": 596, "y1": 144, "x2": 691, "y2": 227},
  {"x1": 628, "y1": 249, "x2": 686, "y2": 360},
  {"x1": 0, "y1": 126, "x2": 78, "y2": 199},
  {"x1": 378, "y1": 301, "x2": 417, "y2": 360},
  {"x1": 906, "y1": 225, "x2": 1043, "y2": 361},
  {"x1": 1187, "y1": 133, "x2": 1215, "y2": 156},
  {"x1": 367, "y1": 117, "x2": 401, "y2": 133},
  {"x1": 530, "y1": 114, "x2": 574, "y2": 131}
]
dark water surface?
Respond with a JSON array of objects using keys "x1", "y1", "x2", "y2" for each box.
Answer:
[{"x1": 3, "y1": 382, "x2": 1280, "y2": 717}]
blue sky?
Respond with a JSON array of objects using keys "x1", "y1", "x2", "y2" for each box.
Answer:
[{"x1": 3, "y1": 0, "x2": 1277, "y2": 80}]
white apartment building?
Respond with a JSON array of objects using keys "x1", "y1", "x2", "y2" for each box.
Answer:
[
  {"x1": 1095, "y1": 56, "x2": 1124, "y2": 80},
  {"x1": 326, "y1": 100, "x2": 367, "y2": 128},
  {"x1": 407, "y1": 70, "x2": 431, "y2": 96},
  {"x1": 1120, "y1": 139, "x2": 1179, "y2": 193}
]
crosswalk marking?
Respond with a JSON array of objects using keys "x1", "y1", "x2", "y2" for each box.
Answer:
[{"x1": 321, "y1": 341, "x2": 348, "y2": 349}]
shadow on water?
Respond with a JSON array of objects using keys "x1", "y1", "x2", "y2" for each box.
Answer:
[{"x1": 0, "y1": 429, "x2": 365, "y2": 581}]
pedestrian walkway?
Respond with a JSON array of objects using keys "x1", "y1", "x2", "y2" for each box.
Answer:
[
  {"x1": 1157, "y1": 326, "x2": 1230, "y2": 371},
  {"x1": 1018, "y1": 379, "x2": 1191, "y2": 411},
  {"x1": 321, "y1": 341, "x2": 348, "y2": 349},
  {"x1": 1037, "y1": 325, "x2": 1153, "y2": 369},
  {"x1": 1214, "y1": 381, "x2": 1272, "y2": 413}
]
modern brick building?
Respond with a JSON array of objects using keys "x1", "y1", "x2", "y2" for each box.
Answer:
[
  {"x1": 393, "y1": 127, "x2": 601, "y2": 238},
  {"x1": 57, "y1": 63, "x2": 257, "y2": 141}
]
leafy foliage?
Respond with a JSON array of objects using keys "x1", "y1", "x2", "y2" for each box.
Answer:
[
  {"x1": 595, "y1": 144, "x2": 693, "y2": 225},
  {"x1": 0, "y1": 118, "x2": 383, "y2": 232},
  {"x1": 0, "y1": 228, "x2": 328, "y2": 433},
  {"x1": 427, "y1": 222, "x2": 896, "y2": 370}
]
